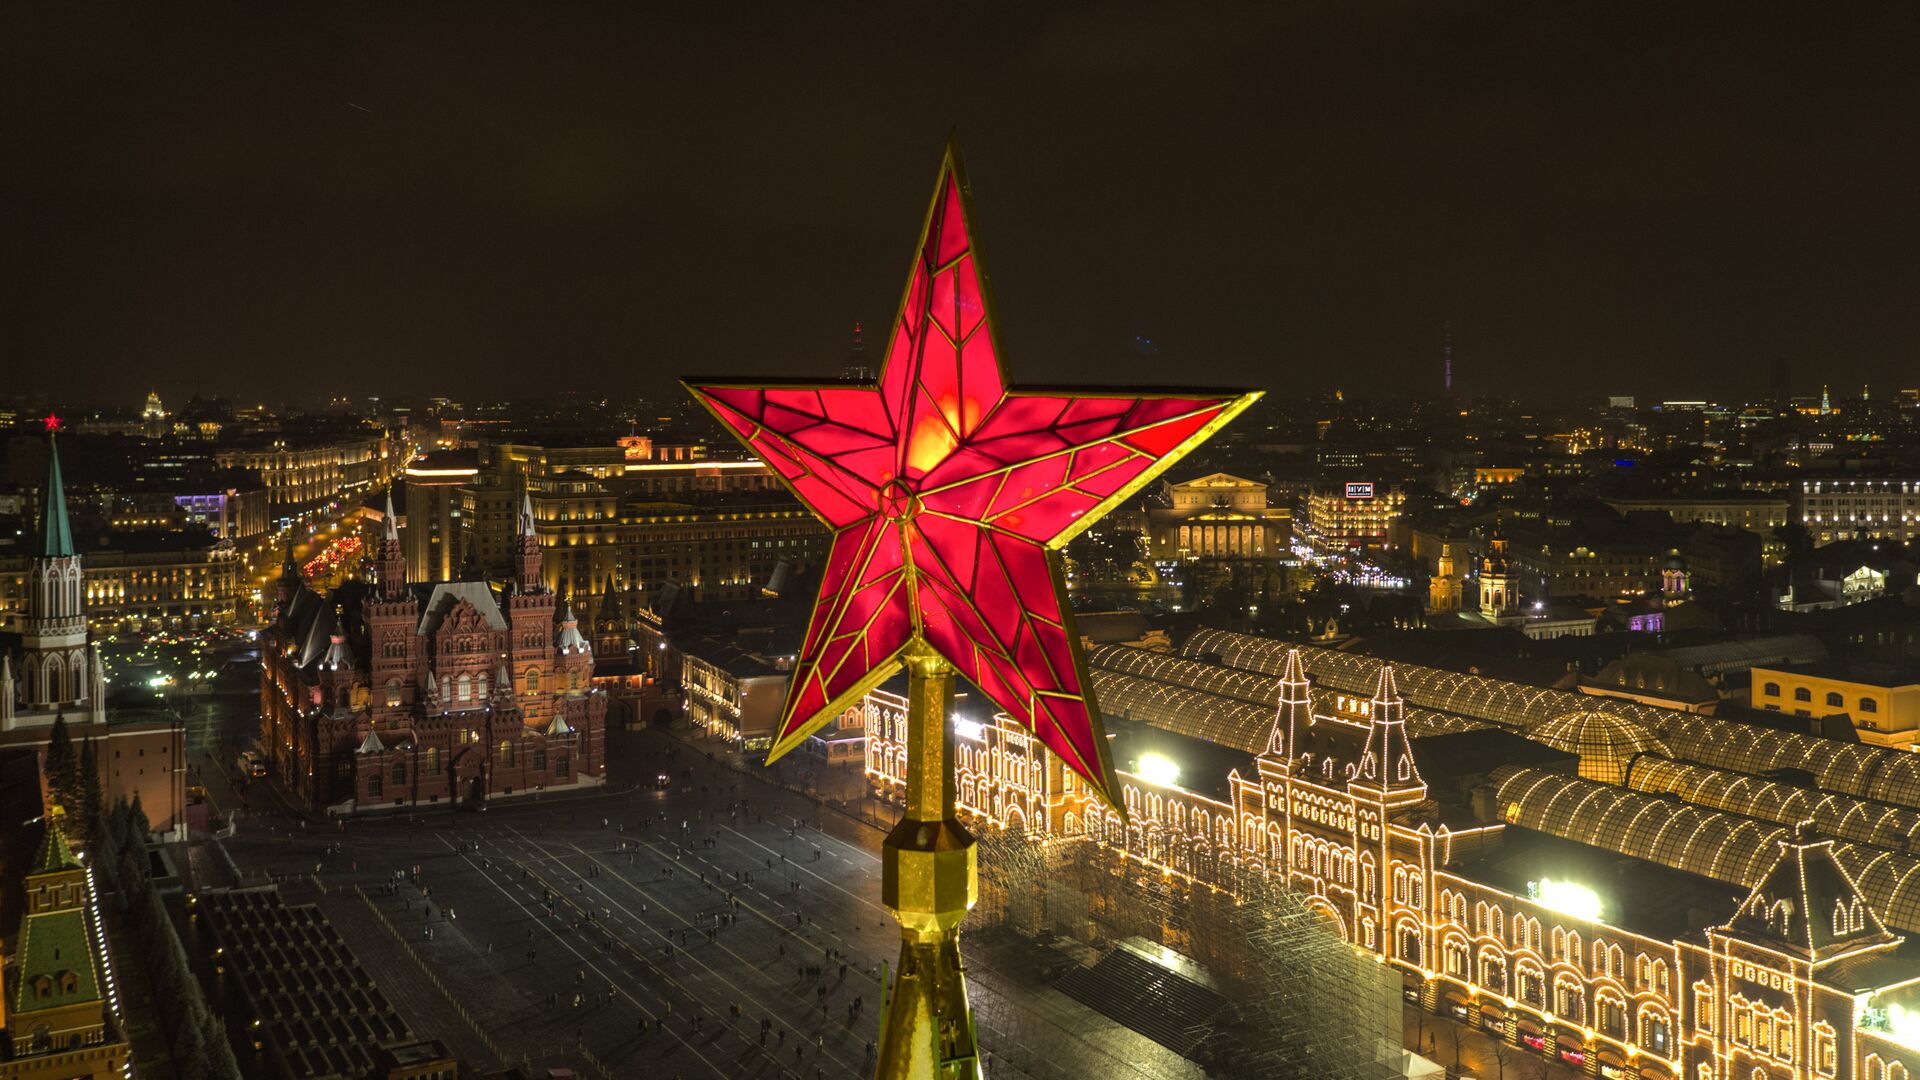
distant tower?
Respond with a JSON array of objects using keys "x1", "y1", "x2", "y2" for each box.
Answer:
[
  {"x1": 513, "y1": 491, "x2": 543, "y2": 591},
  {"x1": 1821, "y1": 384, "x2": 1831, "y2": 414},
  {"x1": 1479, "y1": 513, "x2": 1516, "y2": 620},
  {"x1": 8, "y1": 418, "x2": 106, "y2": 731},
  {"x1": 1441, "y1": 321, "x2": 1453, "y2": 396},
  {"x1": 1427, "y1": 541, "x2": 1464, "y2": 615},
  {"x1": 375, "y1": 491, "x2": 406, "y2": 598},
  {"x1": 1661, "y1": 552, "x2": 1690, "y2": 600},
  {"x1": 142, "y1": 390, "x2": 167, "y2": 437},
  {"x1": 843, "y1": 322, "x2": 872, "y2": 381},
  {"x1": 1769, "y1": 357, "x2": 1792, "y2": 407}
]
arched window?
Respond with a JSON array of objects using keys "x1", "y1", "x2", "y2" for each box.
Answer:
[
  {"x1": 1694, "y1": 982, "x2": 1716, "y2": 1034},
  {"x1": 526, "y1": 669, "x2": 540, "y2": 692},
  {"x1": 1478, "y1": 948, "x2": 1507, "y2": 993},
  {"x1": 392, "y1": 762, "x2": 406, "y2": 785},
  {"x1": 385, "y1": 679, "x2": 401, "y2": 707},
  {"x1": 1597, "y1": 993, "x2": 1626, "y2": 1038},
  {"x1": 1762, "y1": 682, "x2": 1780, "y2": 697},
  {"x1": 497, "y1": 739, "x2": 514, "y2": 765},
  {"x1": 1639, "y1": 1005, "x2": 1671, "y2": 1054},
  {"x1": 457, "y1": 674, "x2": 472, "y2": 702},
  {"x1": 1794, "y1": 687, "x2": 1812, "y2": 702},
  {"x1": 1862, "y1": 697, "x2": 1880, "y2": 713},
  {"x1": 477, "y1": 673, "x2": 489, "y2": 699},
  {"x1": 1516, "y1": 962, "x2": 1544, "y2": 1007},
  {"x1": 1827, "y1": 691, "x2": 1845, "y2": 708},
  {"x1": 1553, "y1": 974, "x2": 1585, "y2": 1023},
  {"x1": 554, "y1": 753, "x2": 568, "y2": 778},
  {"x1": 1395, "y1": 920, "x2": 1422, "y2": 964},
  {"x1": 425, "y1": 747, "x2": 439, "y2": 773}
]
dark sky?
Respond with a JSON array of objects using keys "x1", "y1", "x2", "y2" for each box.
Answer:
[{"x1": 4, "y1": 4, "x2": 1918, "y2": 407}]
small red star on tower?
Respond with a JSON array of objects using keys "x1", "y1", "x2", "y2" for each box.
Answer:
[{"x1": 42, "y1": 413, "x2": 61, "y2": 434}]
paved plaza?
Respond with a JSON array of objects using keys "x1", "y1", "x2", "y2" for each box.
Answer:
[{"x1": 206, "y1": 727, "x2": 1199, "y2": 1079}]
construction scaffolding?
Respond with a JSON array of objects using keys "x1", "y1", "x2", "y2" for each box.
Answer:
[{"x1": 972, "y1": 825, "x2": 1405, "y2": 1080}]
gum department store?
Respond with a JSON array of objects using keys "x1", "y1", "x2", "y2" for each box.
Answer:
[{"x1": 865, "y1": 629, "x2": 1920, "y2": 1080}]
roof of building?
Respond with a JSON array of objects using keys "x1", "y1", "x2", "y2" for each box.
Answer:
[
  {"x1": 1722, "y1": 822, "x2": 1895, "y2": 960},
  {"x1": 416, "y1": 581, "x2": 509, "y2": 635},
  {"x1": 12, "y1": 905, "x2": 101, "y2": 1016},
  {"x1": 1525, "y1": 709, "x2": 1670, "y2": 785},
  {"x1": 1456, "y1": 824, "x2": 1745, "y2": 943},
  {"x1": 1410, "y1": 729, "x2": 1576, "y2": 786},
  {"x1": 1753, "y1": 658, "x2": 1920, "y2": 689},
  {"x1": 1625, "y1": 753, "x2": 1920, "y2": 851},
  {"x1": 1653, "y1": 634, "x2": 1828, "y2": 676},
  {"x1": 1073, "y1": 611, "x2": 1156, "y2": 646},
  {"x1": 1493, "y1": 765, "x2": 1920, "y2": 937},
  {"x1": 30, "y1": 813, "x2": 81, "y2": 876},
  {"x1": 1584, "y1": 653, "x2": 1720, "y2": 706},
  {"x1": 1182, "y1": 626, "x2": 1920, "y2": 814},
  {"x1": 1106, "y1": 719, "x2": 1252, "y2": 801}
]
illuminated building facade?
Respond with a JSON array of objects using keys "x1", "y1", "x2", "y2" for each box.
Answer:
[
  {"x1": 680, "y1": 637, "x2": 787, "y2": 750},
  {"x1": 1295, "y1": 483, "x2": 1405, "y2": 555},
  {"x1": 1796, "y1": 481, "x2": 1920, "y2": 545},
  {"x1": 400, "y1": 450, "x2": 481, "y2": 583},
  {"x1": 259, "y1": 494, "x2": 606, "y2": 811},
  {"x1": 1427, "y1": 539, "x2": 1467, "y2": 614},
  {"x1": 214, "y1": 433, "x2": 394, "y2": 523},
  {"x1": 864, "y1": 645, "x2": 1920, "y2": 1079},
  {"x1": 1601, "y1": 496, "x2": 1790, "y2": 566},
  {"x1": 1479, "y1": 516, "x2": 1519, "y2": 619},
  {"x1": 1750, "y1": 661, "x2": 1920, "y2": 749},
  {"x1": 0, "y1": 536, "x2": 246, "y2": 633},
  {"x1": 446, "y1": 456, "x2": 828, "y2": 606},
  {"x1": 1145, "y1": 473, "x2": 1290, "y2": 562}
]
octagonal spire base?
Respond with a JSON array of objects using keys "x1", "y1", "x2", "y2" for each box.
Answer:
[{"x1": 875, "y1": 640, "x2": 982, "y2": 1080}]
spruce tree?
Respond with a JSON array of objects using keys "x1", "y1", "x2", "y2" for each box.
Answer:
[
  {"x1": 203, "y1": 1009, "x2": 241, "y2": 1077},
  {"x1": 77, "y1": 738, "x2": 102, "y2": 842},
  {"x1": 44, "y1": 712, "x2": 76, "y2": 806},
  {"x1": 126, "y1": 791, "x2": 150, "y2": 844}
]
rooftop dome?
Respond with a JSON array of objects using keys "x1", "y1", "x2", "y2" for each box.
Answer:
[{"x1": 1526, "y1": 709, "x2": 1670, "y2": 785}]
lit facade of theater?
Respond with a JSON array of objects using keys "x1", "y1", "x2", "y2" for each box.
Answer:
[{"x1": 864, "y1": 651, "x2": 1920, "y2": 1080}]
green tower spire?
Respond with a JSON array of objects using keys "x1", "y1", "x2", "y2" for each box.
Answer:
[{"x1": 39, "y1": 423, "x2": 75, "y2": 559}]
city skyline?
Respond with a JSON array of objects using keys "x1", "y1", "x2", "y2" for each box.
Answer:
[
  {"x1": 5, "y1": 5, "x2": 1919, "y2": 403},
  {"x1": 10, "y1": 9, "x2": 1920, "y2": 1080}
]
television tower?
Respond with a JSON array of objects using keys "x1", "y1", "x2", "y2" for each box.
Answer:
[
  {"x1": 1442, "y1": 321, "x2": 1453, "y2": 395},
  {"x1": 843, "y1": 321, "x2": 872, "y2": 381}
]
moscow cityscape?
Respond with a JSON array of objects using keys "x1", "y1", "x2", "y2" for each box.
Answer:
[{"x1": 6, "y1": 6, "x2": 1920, "y2": 1080}]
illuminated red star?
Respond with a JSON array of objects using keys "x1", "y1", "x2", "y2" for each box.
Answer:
[
  {"x1": 42, "y1": 413, "x2": 61, "y2": 434},
  {"x1": 686, "y1": 142, "x2": 1257, "y2": 805}
]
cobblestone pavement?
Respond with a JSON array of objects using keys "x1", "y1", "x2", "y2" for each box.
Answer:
[{"x1": 209, "y1": 727, "x2": 1203, "y2": 1079}]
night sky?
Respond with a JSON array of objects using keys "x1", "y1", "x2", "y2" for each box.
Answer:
[{"x1": 3, "y1": 4, "x2": 1917, "y2": 406}]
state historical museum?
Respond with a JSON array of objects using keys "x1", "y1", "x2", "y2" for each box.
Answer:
[{"x1": 260, "y1": 493, "x2": 606, "y2": 811}]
